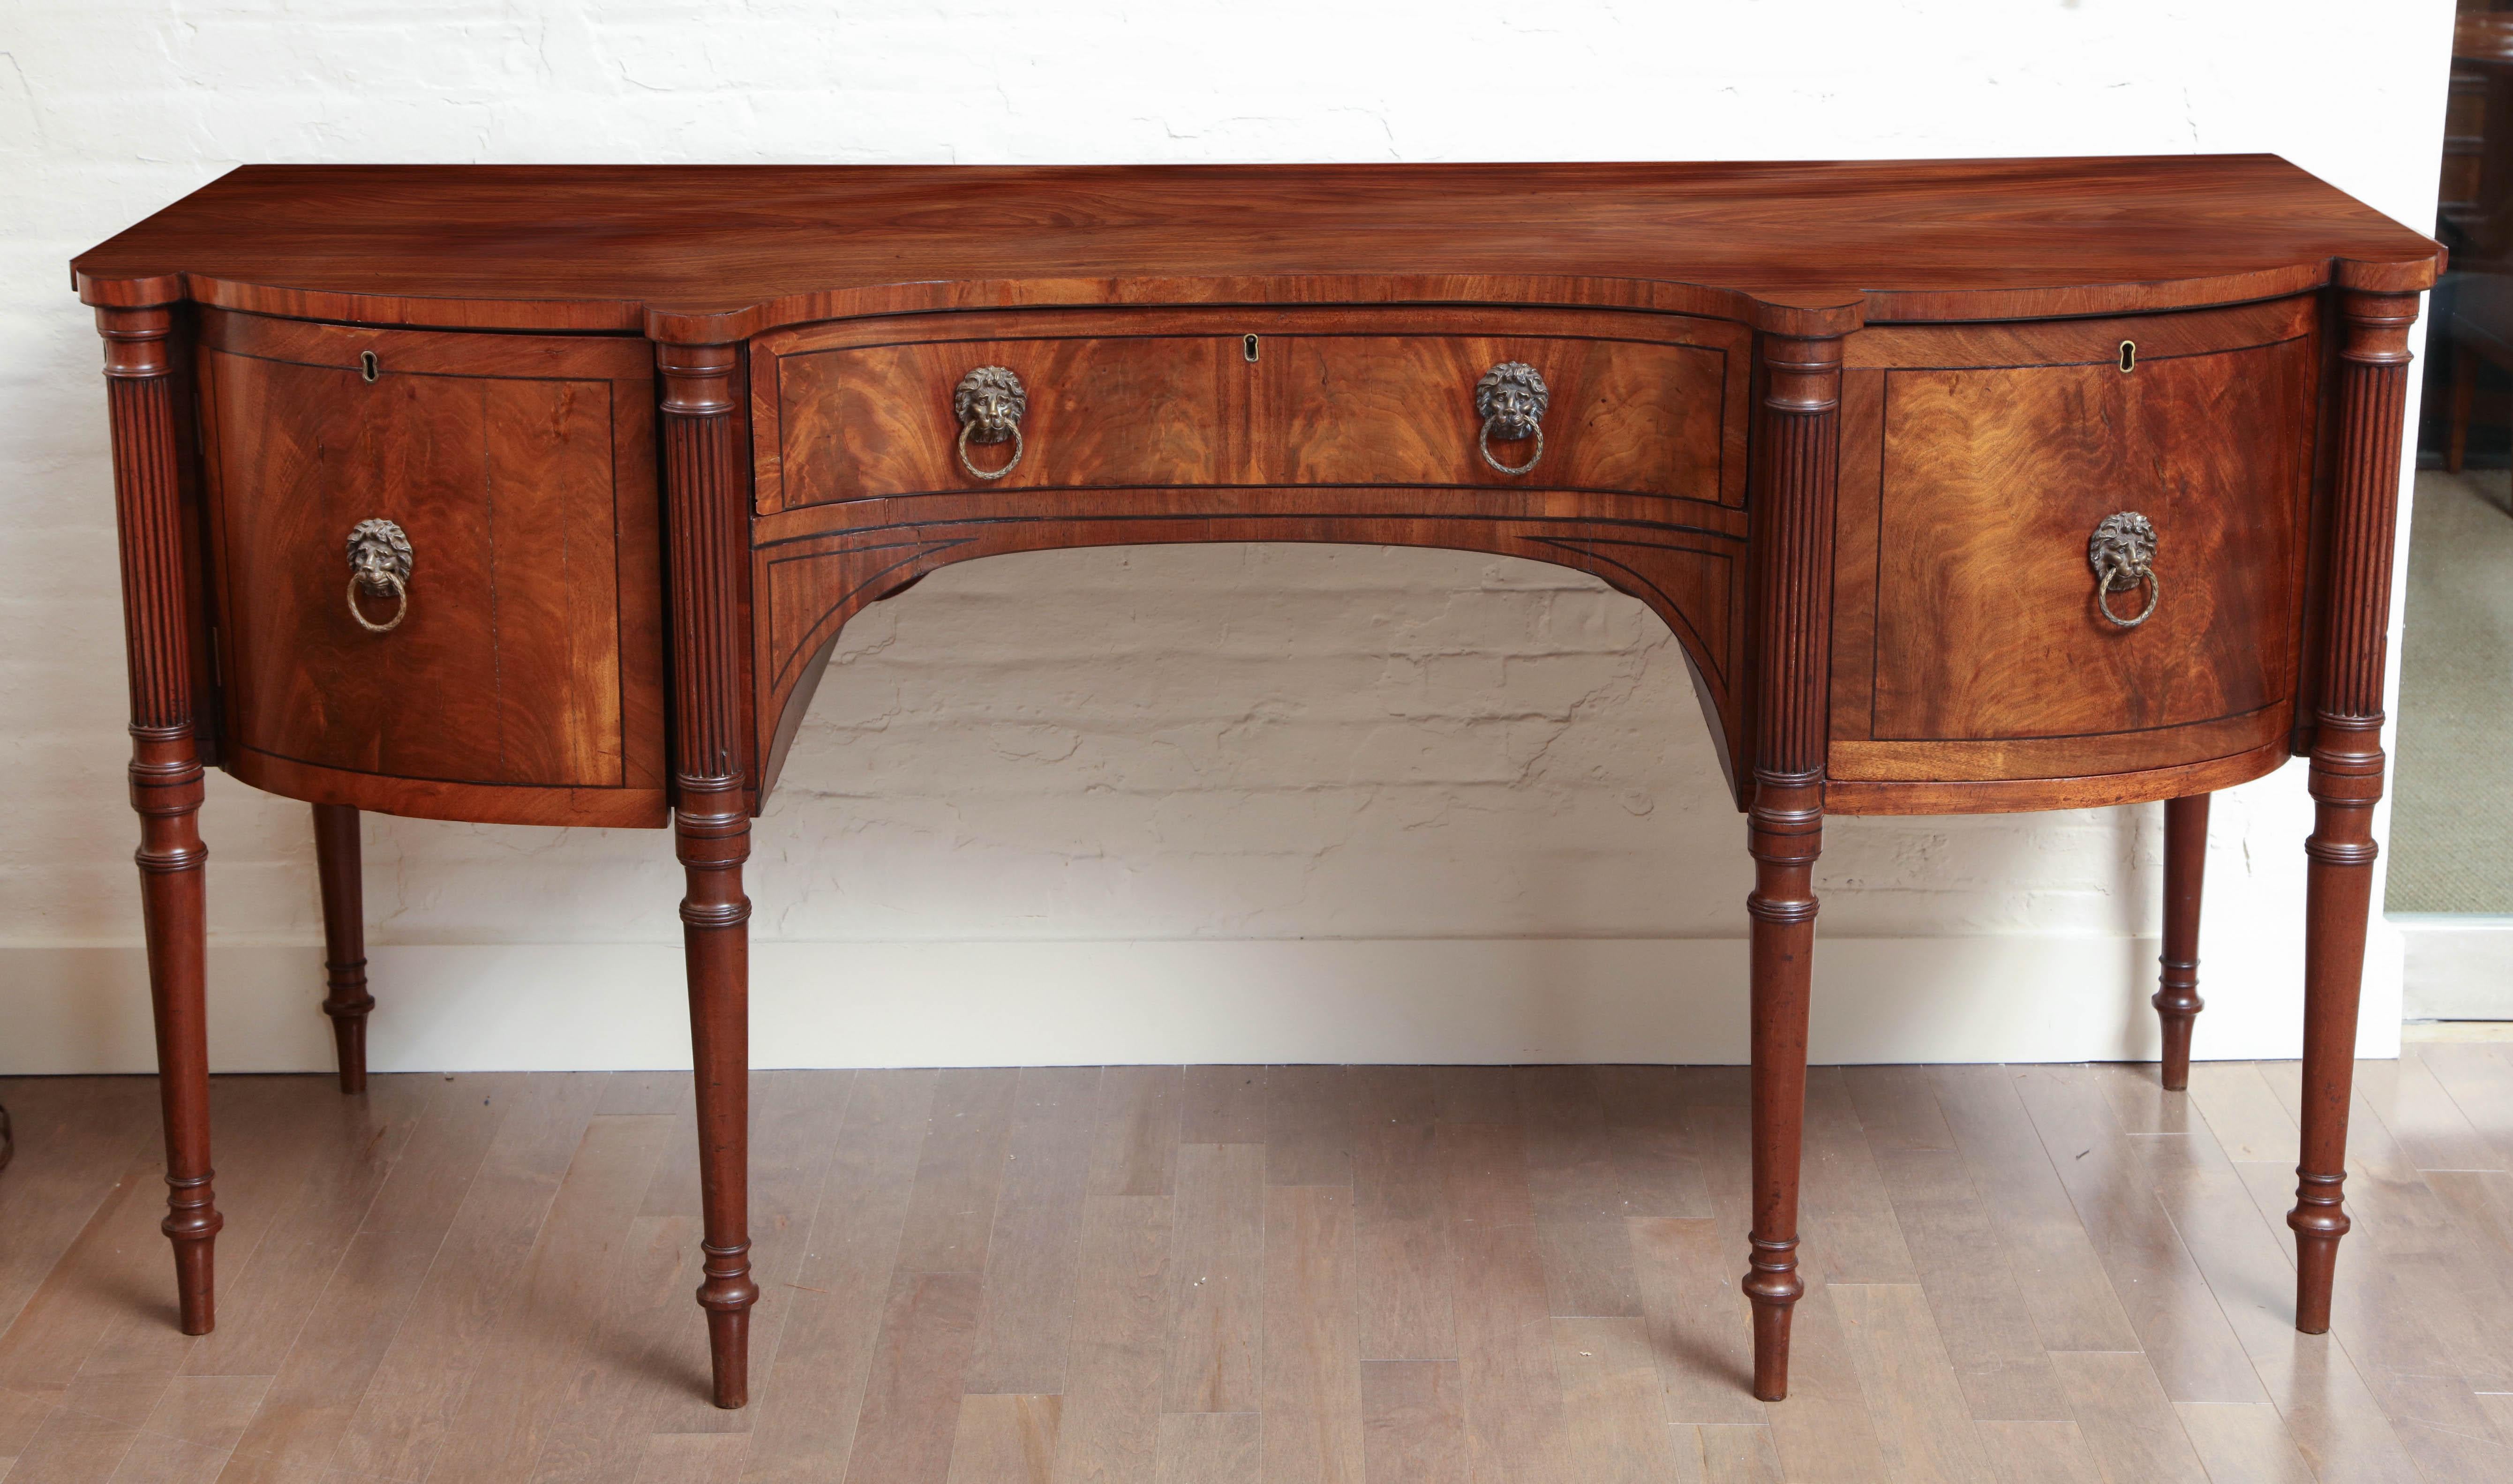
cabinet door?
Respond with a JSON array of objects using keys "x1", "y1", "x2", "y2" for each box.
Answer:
[
  {"x1": 198, "y1": 311, "x2": 665, "y2": 826},
  {"x1": 1829, "y1": 296, "x2": 2320, "y2": 797}
]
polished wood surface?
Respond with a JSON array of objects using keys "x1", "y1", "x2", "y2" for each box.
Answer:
[
  {"x1": 196, "y1": 310, "x2": 668, "y2": 828},
  {"x1": 8, "y1": 1054, "x2": 2513, "y2": 1481},
  {"x1": 1832, "y1": 296, "x2": 2316, "y2": 791},
  {"x1": 1868, "y1": 345, "x2": 2310, "y2": 742},
  {"x1": 659, "y1": 340, "x2": 762, "y2": 1410},
  {"x1": 71, "y1": 158, "x2": 2439, "y2": 340},
  {"x1": 762, "y1": 307, "x2": 1745, "y2": 510},
  {"x1": 1742, "y1": 331, "x2": 1841, "y2": 1403},
  {"x1": 73, "y1": 159, "x2": 2444, "y2": 1416},
  {"x1": 310, "y1": 803, "x2": 372, "y2": 1095},
  {"x1": 2291, "y1": 290, "x2": 2418, "y2": 1337},
  {"x1": 751, "y1": 304, "x2": 1753, "y2": 795},
  {"x1": 2155, "y1": 794, "x2": 2211, "y2": 1092},
  {"x1": 100, "y1": 302, "x2": 222, "y2": 1341}
]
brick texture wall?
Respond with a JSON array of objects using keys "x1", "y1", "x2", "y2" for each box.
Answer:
[{"x1": 0, "y1": 0, "x2": 2454, "y2": 1068}]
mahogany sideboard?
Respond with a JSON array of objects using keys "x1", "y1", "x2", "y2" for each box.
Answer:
[{"x1": 71, "y1": 158, "x2": 2443, "y2": 1409}]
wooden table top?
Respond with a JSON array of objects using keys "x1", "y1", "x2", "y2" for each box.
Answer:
[{"x1": 72, "y1": 156, "x2": 2442, "y2": 340}]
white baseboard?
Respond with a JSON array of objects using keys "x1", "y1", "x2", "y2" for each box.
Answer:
[
  {"x1": 2397, "y1": 914, "x2": 2513, "y2": 1020},
  {"x1": 0, "y1": 933, "x2": 2400, "y2": 1074}
]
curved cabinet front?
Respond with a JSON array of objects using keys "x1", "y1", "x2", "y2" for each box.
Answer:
[
  {"x1": 1826, "y1": 295, "x2": 2322, "y2": 813},
  {"x1": 748, "y1": 303, "x2": 1757, "y2": 794},
  {"x1": 196, "y1": 310, "x2": 667, "y2": 826},
  {"x1": 755, "y1": 304, "x2": 1750, "y2": 511}
]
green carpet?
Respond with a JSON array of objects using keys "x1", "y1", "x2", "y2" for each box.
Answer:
[{"x1": 2388, "y1": 472, "x2": 2513, "y2": 913}]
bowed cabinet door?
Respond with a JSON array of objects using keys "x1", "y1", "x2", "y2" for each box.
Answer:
[
  {"x1": 196, "y1": 310, "x2": 667, "y2": 827},
  {"x1": 1825, "y1": 295, "x2": 2321, "y2": 813}
]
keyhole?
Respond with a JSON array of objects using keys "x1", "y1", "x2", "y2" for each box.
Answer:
[
  {"x1": 2117, "y1": 340, "x2": 2136, "y2": 374},
  {"x1": 1243, "y1": 333, "x2": 1260, "y2": 363},
  {"x1": 360, "y1": 350, "x2": 380, "y2": 383}
]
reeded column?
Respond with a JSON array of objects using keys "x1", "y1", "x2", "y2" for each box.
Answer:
[
  {"x1": 659, "y1": 340, "x2": 759, "y2": 1408},
  {"x1": 2290, "y1": 289, "x2": 2417, "y2": 1333},
  {"x1": 2154, "y1": 794, "x2": 2210, "y2": 1091},
  {"x1": 312, "y1": 803, "x2": 374, "y2": 1093},
  {"x1": 1743, "y1": 332, "x2": 1843, "y2": 1402},
  {"x1": 101, "y1": 302, "x2": 223, "y2": 1333}
]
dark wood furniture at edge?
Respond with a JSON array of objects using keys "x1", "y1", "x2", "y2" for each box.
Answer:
[{"x1": 73, "y1": 159, "x2": 2443, "y2": 1408}]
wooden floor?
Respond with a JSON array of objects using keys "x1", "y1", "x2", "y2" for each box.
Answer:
[{"x1": 5, "y1": 1052, "x2": 2513, "y2": 1483}]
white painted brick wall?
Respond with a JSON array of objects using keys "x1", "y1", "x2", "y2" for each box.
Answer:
[{"x1": 0, "y1": 0, "x2": 2456, "y2": 1070}]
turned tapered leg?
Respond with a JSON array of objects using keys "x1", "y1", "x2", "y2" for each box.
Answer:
[
  {"x1": 2154, "y1": 794, "x2": 2209, "y2": 1091},
  {"x1": 2295, "y1": 759, "x2": 2376, "y2": 1333},
  {"x1": 1747, "y1": 802, "x2": 1820, "y2": 1400},
  {"x1": 312, "y1": 803, "x2": 374, "y2": 1094},
  {"x1": 101, "y1": 302, "x2": 222, "y2": 1332},
  {"x1": 660, "y1": 340, "x2": 759, "y2": 1407},
  {"x1": 1740, "y1": 330, "x2": 1843, "y2": 1402},
  {"x1": 135, "y1": 729, "x2": 218, "y2": 1332},
  {"x1": 2290, "y1": 287, "x2": 2419, "y2": 1334},
  {"x1": 679, "y1": 789, "x2": 756, "y2": 1408}
]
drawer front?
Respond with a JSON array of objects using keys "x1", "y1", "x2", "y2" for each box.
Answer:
[
  {"x1": 197, "y1": 311, "x2": 665, "y2": 824},
  {"x1": 756, "y1": 307, "x2": 1749, "y2": 513},
  {"x1": 1829, "y1": 296, "x2": 2319, "y2": 786}
]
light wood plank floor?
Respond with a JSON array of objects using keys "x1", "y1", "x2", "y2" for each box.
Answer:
[{"x1": 5, "y1": 1049, "x2": 2513, "y2": 1483}]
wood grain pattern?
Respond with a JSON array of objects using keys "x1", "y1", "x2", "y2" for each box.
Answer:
[
  {"x1": 762, "y1": 307, "x2": 1745, "y2": 512},
  {"x1": 946, "y1": 1394, "x2": 1061, "y2": 1484},
  {"x1": 964, "y1": 1067, "x2": 1100, "y2": 1395},
  {"x1": 1359, "y1": 1360, "x2": 1470, "y2": 1484},
  {"x1": 661, "y1": 338, "x2": 760, "y2": 1411},
  {"x1": 2155, "y1": 794, "x2": 2210, "y2": 1091},
  {"x1": 1260, "y1": 1184, "x2": 1366, "y2": 1484},
  {"x1": 73, "y1": 161, "x2": 2448, "y2": 1430},
  {"x1": 1350, "y1": 1075, "x2": 1456, "y2": 1363},
  {"x1": 1824, "y1": 740, "x2": 2293, "y2": 817},
  {"x1": 4, "y1": 1055, "x2": 2508, "y2": 1478},
  {"x1": 100, "y1": 302, "x2": 221, "y2": 1340},
  {"x1": 310, "y1": 802, "x2": 372, "y2": 1094},
  {"x1": 2292, "y1": 289, "x2": 2419, "y2": 1340},
  {"x1": 1742, "y1": 330, "x2": 1842, "y2": 1403},
  {"x1": 1864, "y1": 328, "x2": 2315, "y2": 755},
  {"x1": 1162, "y1": 1143, "x2": 1264, "y2": 1414},
  {"x1": 196, "y1": 309, "x2": 665, "y2": 825},
  {"x1": 71, "y1": 158, "x2": 2441, "y2": 342}
]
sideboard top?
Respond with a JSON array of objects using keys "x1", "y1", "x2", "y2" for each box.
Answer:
[{"x1": 72, "y1": 156, "x2": 2442, "y2": 341}]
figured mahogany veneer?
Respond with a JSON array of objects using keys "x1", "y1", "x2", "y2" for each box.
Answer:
[
  {"x1": 73, "y1": 158, "x2": 2441, "y2": 1412},
  {"x1": 752, "y1": 305, "x2": 1753, "y2": 791},
  {"x1": 195, "y1": 310, "x2": 667, "y2": 826}
]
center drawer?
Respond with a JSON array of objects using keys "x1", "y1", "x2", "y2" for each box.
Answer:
[{"x1": 751, "y1": 306, "x2": 1750, "y2": 513}]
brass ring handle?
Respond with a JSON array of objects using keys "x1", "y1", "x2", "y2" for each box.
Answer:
[
  {"x1": 1474, "y1": 361, "x2": 1549, "y2": 477},
  {"x1": 2087, "y1": 511, "x2": 2159, "y2": 630},
  {"x1": 1477, "y1": 416, "x2": 1544, "y2": 476},
  {"x1": 345, "y1": 518, "x2": 414, "y2": 635},
  {"x1": 954, "y1": 366, "x2": 1027, "y2": 481},
  {"x1": 347, "y1": 569, "x2": 409, "y2": 633},
  {"x1": 956, "y1": 418, "x2": 1024, "y2": 480}
]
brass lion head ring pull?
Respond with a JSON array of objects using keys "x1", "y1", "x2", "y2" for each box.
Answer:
[
  {"x1": 2088, "y1": 511, "x2": 2160, "y2": 629},
  {"x1": 1475, "y1": 362, "x2": 1549, "y2": 476},
  {"x1": 346, "y1": 518, "x2": 414, "y2": 634},
  {"x1": 954, "y1": 366, "x2": 1027, "y2": 480}
]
